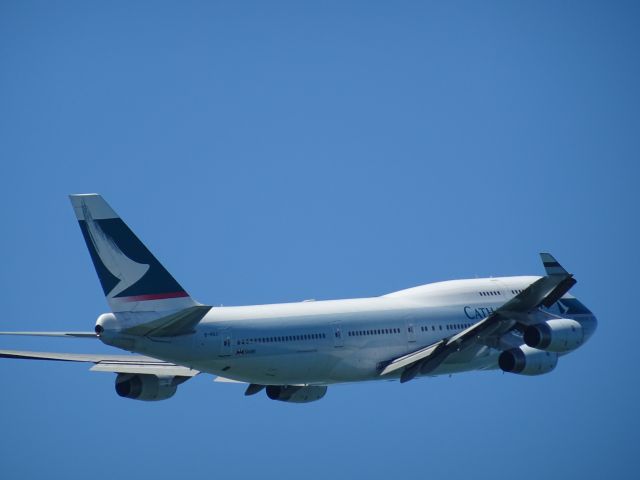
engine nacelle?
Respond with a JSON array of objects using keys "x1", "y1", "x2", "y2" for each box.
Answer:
[
  {"x1": 266, "y1": 385, "x2": 327, "y2": 403},
  {"x1": 115, "y1": 373, "x2": 179, "y2": 401},
  {"x1": 498, "y1": 346, "x2": 558, "y2": 376},
  {"x1": 524, "y1": 318, "x2": 584, "y2": 352}
]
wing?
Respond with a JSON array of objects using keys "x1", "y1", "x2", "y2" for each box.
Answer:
[
  {"x1": 380, "y1": 253, "x2": 576, "y2": 383},
  {"x1": 0, "y1": 349, "x2": 199, "y2": 377}
]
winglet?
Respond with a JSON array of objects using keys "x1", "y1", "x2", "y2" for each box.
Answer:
[{"x1": 540, "y1": 253, "x2": 568, "y2": 276}]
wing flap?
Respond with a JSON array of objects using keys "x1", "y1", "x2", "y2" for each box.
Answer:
[
  {"x1": 214, "y1": 376, "x2": 246, "y2": 384},
  {"x1": 90, "y1": 363, "x2": 198, "y2": 376},
  {"x1": 380, "y1": 340, "x2": 445, "y2": 376}
]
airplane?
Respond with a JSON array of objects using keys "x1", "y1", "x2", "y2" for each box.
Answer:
[{"x1": 0, "y1": 194, "x2": 597, "y2": 403}]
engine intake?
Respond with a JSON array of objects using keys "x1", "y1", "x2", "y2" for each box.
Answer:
[
  {"x1": 524, "y1": 318, "x2": 583, "y2": 352},
  {"x1": 499, "y1": 346, "x2": 558, "y2": 376},
  {"x1": 266, "y1": 385, "x2": 327, "y2": 403},
  {"x1": 115, "y1": 373, "x2": 186, "y2": 401}
]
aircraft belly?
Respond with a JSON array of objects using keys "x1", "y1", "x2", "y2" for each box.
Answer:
[
  {"x1": 207, "y1": 350, "x2": 334, "y2": 385},
  {"x1": 122, "y1": 330, "x2": 502, "y2": 385},
  {"x1": 190, "y1": 345, "x2": 393, "y2": 385},
  {"x1": 326, "y1": 345, "x2": 401, "y2": 381},
  {"x1": 427, "y1": 346, "x2": 499, "y2": 376}
]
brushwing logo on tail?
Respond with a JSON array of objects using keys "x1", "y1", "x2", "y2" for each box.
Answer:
[{"x1": 82, "y1": 203, "x2": 149, "y2": 298}]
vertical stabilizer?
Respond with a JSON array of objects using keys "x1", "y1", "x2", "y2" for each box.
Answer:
[{"x1": 70, "y1": 194, "x2": 198, "y2": 313}]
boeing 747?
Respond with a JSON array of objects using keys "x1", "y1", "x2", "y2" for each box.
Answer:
[{"x1": 0, "y1": 195, "x2": 597, "y2": 403}]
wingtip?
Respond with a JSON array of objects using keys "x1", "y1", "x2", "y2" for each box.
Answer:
[{"x1": 539, "y1": 252, "x2": 569, "y2": 276}]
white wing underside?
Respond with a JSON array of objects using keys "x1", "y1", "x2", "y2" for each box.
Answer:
[{"x1": 0, "y1": 349, "x2": 199, "y2": 377}]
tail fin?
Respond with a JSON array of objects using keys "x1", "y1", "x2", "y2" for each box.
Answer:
[{"x1": 70, "y1": 194, "x2": 198, "y2": 313}]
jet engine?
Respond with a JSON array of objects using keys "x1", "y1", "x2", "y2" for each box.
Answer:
[
  {"x1": 265, "y1": 385, "x2": 327, "y2": 403},
  {"x1": 498, "y1": 346, "x2": 558, "y2": 376},
  {"x1": 523, "y1": 318, "x2": 583, "y2": 352},
  {"x1": 115, "y1": 373, "x2": 188, "y2": 401}
]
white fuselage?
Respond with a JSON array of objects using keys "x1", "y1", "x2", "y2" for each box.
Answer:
[{"x1": 99, "y1": 275, "x2": 597, "y2": 385}]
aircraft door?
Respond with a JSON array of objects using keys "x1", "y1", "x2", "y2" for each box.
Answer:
[
  {"x1": 406, "y1": 322, "x2": 416, "y2": 343},
  {"x1": 220, "y1": 329, "x2": 233, "y2": 356},
  {"x1": 332, "y1": 322, "x2": 344, "y2": 348}
]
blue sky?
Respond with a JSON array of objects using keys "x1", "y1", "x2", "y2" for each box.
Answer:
[{"x1": 1, "y1": 1, "x2": 638, "y2": 478}]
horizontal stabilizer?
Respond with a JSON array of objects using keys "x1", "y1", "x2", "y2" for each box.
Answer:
[
  {"x1": 0, "y1": 331, "x2": 97, "y2": 338},
  {"x1": 0, "y1": 349, "x2": 117, "y2": 362}
]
